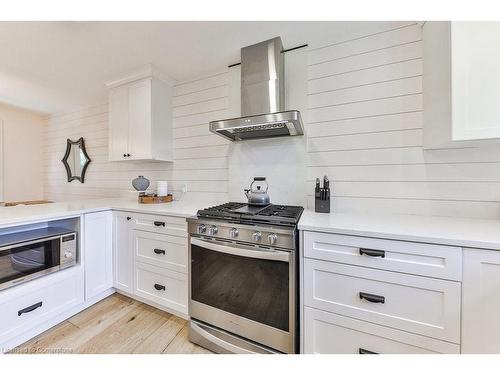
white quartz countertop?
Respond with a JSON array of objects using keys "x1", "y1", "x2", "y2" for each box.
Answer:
[
  {"x1": 0, "y1": 198, "x2": 223, "y2": 227},
  {"x1": 298, "y1": 210, "x2": 500, "y2": 251}
]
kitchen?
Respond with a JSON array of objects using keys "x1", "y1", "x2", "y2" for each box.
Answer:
[{"x1": 2, "y1": 5, "x2": 500, "y2": 371}]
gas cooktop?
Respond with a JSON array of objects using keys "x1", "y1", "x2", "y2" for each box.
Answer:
[{"x1": 196, "y1": 202, "x2": 304, "y2": 226}]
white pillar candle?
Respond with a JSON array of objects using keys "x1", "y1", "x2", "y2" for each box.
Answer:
[{"x1": 157, "y1": 181, "x2": 168, "y2": 197}]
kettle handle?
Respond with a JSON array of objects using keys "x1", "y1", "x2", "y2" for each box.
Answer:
[{"x1": 251, "y1": 177, "x2": 268, "y2": 192}]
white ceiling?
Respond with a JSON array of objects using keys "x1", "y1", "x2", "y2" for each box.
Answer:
[{"x1": 0, "y1": 21, "x2": 391, "y2": 114}]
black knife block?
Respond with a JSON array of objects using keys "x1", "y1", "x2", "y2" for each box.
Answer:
[{"x1": 315, "y1": 188, "x2": 330, "y2": 213}]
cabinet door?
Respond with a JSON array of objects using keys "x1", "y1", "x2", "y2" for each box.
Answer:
[
  {"x1": 452, "y1": 22, "x2": 500, "y2": 141},
  {"x1": 108, "y1": 85, "x2": 129, "y2": 161},
  {"x1": 128, "y1": 79, "x2": 152, "y2": 160},
  {"x1": 84, "y1": 211, "x2": 113, "y2": 300},
  {"x1": 113, "y1": 212, "x2": 134, "y2": 293},
  {"x1": 462, "y1": 249, "x2": 500, "y2": 353}
]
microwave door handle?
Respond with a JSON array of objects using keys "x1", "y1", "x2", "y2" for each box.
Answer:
[{"x1": 190, "y1": 238, "x2": 290, "y2": 263}]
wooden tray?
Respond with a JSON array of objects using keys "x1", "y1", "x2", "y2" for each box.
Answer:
[{"x1": 138, "y1": 194, "x2": 173, "y2": 204}]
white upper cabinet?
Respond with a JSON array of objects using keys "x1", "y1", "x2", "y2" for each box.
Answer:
[
  {"x1": 423, "y1": 21, "x2": 500, "y2": 149},
  {"x1": 107, "y1": 68, "x2": 174, "y2": 162}
]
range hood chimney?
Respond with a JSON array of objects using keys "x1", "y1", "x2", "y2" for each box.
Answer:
[{"x1": 209, "y1": 37, "x2": 304, "y2": 142}]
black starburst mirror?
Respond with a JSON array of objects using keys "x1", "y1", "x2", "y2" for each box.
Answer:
[{"x1": 61, "y1": 137, "x2": 91, "y2": 183}]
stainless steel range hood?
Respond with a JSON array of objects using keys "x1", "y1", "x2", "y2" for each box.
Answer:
[{"x1": 209, "y1": 37, "x2": 304, "y2": 142}]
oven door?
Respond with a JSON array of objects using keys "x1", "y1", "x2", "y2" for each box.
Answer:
[
  {"x1": 0, "y1": 237, "x2": 61, "y2": 291},
  {"x1": 189, "y1": 236, "x2": 295, "y2": 353}
]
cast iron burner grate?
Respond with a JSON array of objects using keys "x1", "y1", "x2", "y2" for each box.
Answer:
[{"x1": 197, "y1": 202, "x2": 304, "y2": 226}]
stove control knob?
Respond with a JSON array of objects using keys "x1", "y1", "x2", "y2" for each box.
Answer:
[
  {"x1": 64, "y1": 251, "x2": 73, "y2": 259},
  {"x1": 197, "y1": 224, "x2": 207, "y2": 234},
  {"x1": 229, "y1": 228, "x2": 239, "y2": 239},
  {"x1": 208, "y1": 225, "x2": 218, "y2": 236},
  {"x1": 252, "y1": 231, "x2": 262, "y2": 242},
  {"x1": 268, "y1": 233, "x2": 278, "y2": 246}
]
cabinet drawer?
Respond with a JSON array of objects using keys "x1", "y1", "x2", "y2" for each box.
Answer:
[
  {"x1": 129, "y1": 212, "x2": 187, "y2": 237},
  {"x1": 135, "y1": 262, "x2": 188, "y2": 314},
  {"x1": 304, "y1": 307, "x2": 460, "y2": 354},
  {"x1": 133, "y1": 230, "x2": 188, "y2": 274},
  {"x1": 304, "y1": 231, "x2": 462, "y2": 281},
  {"x1": 304, "y1": 258, "x2": 461, "y2": 343},
  {"x1": 0, "y1": 267, "x2": 84, "y2": 345}
]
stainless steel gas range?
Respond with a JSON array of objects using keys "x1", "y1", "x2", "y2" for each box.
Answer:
[{"x1": 187, "y1": 202, "x2": 304, "y2": 354}]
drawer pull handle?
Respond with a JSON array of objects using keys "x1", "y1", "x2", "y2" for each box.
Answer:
[
  {"x1": 154, "y1": 248, "x2": 166, "y2": 255},
  {"x1": 18, "y1": 301, "x2": 43, "y2": 316},
  {"x1": 359, "y1": 248, "x2": 385, "y2": 258},
  {"x1": 359, "y1": 348, "x2": 378, "y2": 354},
  {"x1": 126, "y1": 216, "x2": 132, "y2": 221},
  {"x1": 359, "y1": 292, "x2": 385, "y2": 304},
  {"x1": 153, "y1": 221, "x2": 166, "y2": 227},
  {"x1": 154, "y1": 283, "x2": 166, "y2": 291}
]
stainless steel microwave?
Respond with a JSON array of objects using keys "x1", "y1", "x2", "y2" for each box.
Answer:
[{"x1": 0, "y1": 227, "x2": 77, "y2": 291}]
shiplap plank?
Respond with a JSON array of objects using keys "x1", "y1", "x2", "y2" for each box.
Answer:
[
  {"x1": 173, "y1": 109, "x2": 229, "y2": 128},
  {"x1": 306, "y1": 112, "x2": 422, "y2": 138},
  {"x1": 307, "y1": 180, "x2": 500, "y2": 202},
  {"x1": 305, "y1": 196, "x2": 500, "y2": 219},
  {"x1": 173, "y1": 85, "x2": 228, "y2": 107},
  {"x1": 173, "y1": 124, "x2": 212, "y2": 139},
  {"x1": 309, "y1": 41, "x2": 422, "y2": 80},
  {"x1": 308, "y1": 76, "x2": 422, "y2": 109},
  {"x1": 173, "y1": 97, "x2": 228, "y2": 118},
  {"x1": 308, "y1": 94, "x2": 423, "y2": 123},
  {"x1": 308, "y1": 59, "x2": 422, "y2": 94},
  {"x1": 308, "y1": 129, "x2": 422, "y2": 152},
  {"x1": 174, "y1": 72, "x2": 228, "y2": 97},
  {"x1": 174, "y1": 145, "x2": 229, "y2": 159},
  {"x1": 308, "y1": 23, "x2": 421, "y2": 65},
  {"x1": 307, "y1": 163, "x2": 500, "y2": 182},
  {"x1": 174, "y1": 135, "x2": 229, "y2": 149}
]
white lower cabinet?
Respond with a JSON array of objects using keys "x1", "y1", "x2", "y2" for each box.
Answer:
[
  {"x1": 0, "y1": 266, "x2": 84, "y2": 346},
  {"x1": 135, "y1": 262, "x2": 188, "y2": 314},
  {"x1": 462, "y1": 248, "x2": 500, "y2": 353},
  {"x1": 304, "y1": 307, "x2": 460, "y2": 354},
  {"x1": 304, "y1": 258, "x2": 461, "y2": 343},
  {"x1": 301, "y1": 230, "x2": 463, "y2": 354},
  {"x1": 114, "y1": 210, "x2": 189, "y2": 317},
  {"x1": 84, "y1": 211, "x2": 113, "y2": 300},
  {"x1": 113, "y1": 211, "x2": 134, "y2": 293}
]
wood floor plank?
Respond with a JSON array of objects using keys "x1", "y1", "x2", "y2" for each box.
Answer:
[
  {"x1": 132, "y1": 315, "x2": 185, "y2": 354},
  {"x1": 12, "y1": 321, "x2": 80, "y2": 354},
  {"x1": 163, "y1": 324, "x2": 213, "y2": 354}
]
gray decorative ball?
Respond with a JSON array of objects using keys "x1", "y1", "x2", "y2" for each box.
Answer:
[{"x1": 132, "y1": 175, "x2": 150, "y2": 191}]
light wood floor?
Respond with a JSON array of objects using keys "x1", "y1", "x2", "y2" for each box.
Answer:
[{"x1": 10, "y1": 293, "x2": 213, "y2": 354}]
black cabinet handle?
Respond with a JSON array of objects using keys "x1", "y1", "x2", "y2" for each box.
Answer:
[
  {"x1": 18, "y1": 301, "x2": 43, "y2": 316},
  {"x1": 359, "y1": 248, "x2": 385, "y2": 258},
  {"x1": 123, "y1": 153, "x2": 127, "y2": 157},
  {"x1": 127, "y1": 153, "x2": 131, "y2": 157},
  {"x1": 154, "y1": 248, "x2": 166, "y2": 255},
  {"x1": 126, "y1": 216, "x2": 131, "y2": 221},
  {"x1": 359, "y1": 292, "x2": 385, "y2": 304},
  {"x1": 153, "y1": 221, "x2": 165, "y2": 227},
  {"x1": 154, "y1": 283, "x2": 166, "y2": 291},
  {"x1": 359, "y1": 348, "x2": 378, "y2": 354}
]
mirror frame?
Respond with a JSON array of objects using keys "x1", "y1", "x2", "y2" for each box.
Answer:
[{"x1": 61, "y1": 137, "x2": 91, "y2": 183}]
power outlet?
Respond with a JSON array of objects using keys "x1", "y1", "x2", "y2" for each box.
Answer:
[{"x1": 181, "y1": 184, "x2": 188, "y2": 193}]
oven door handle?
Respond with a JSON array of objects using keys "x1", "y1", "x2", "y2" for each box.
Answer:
[{"x1": 190, "y1": 238, "x2": 291, "y2": 263}]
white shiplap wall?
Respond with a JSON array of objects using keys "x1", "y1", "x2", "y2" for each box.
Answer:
[
  {"x1": 43, "y1": 22, "x2": 500, "y2": 219},
  {"x1": 43, "y1": 71, "x2": 230, "y2": 202},
  {"x1": 306, "y1": 22, "x2": 500, "y2": 218}
]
